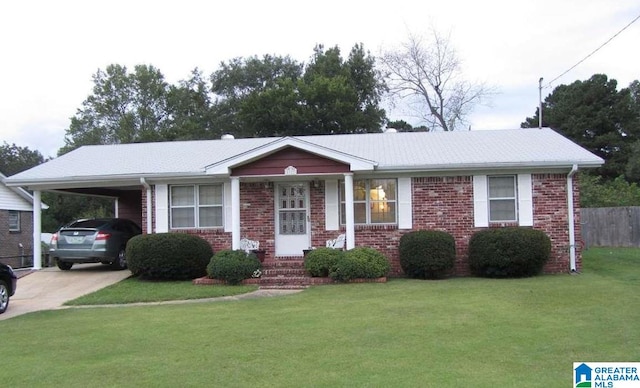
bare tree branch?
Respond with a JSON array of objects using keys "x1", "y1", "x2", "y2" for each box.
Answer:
[{"x1": 381, "y1": 29, "x2": 494, "y2": 131}]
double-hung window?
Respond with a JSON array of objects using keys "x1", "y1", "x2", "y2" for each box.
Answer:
[
  {"x1": 170, "y1": 184, "x2": 223, "y2": 228},
  {"x1": 8, "y1": 211, "x2": 20, "y2": 232},
  {"x1": 488, "y1": 175, "x2": 518, "y2": 222},
  {"x1": 340, "y1": 179, "x2": 397, "y2": 224}
]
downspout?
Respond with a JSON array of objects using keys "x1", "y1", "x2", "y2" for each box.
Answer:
[
  {"x1": 567, "y1": 164, "x2": 578, "y2": 273},
  {"x1": 140, "y1": 177, "x2": 153, "y2": 234}
]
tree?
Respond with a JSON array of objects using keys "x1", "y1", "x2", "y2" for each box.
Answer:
[
  {"x1": 62, "y1": 64, "x2": 170, "y2": 154},
  {"x1": 163, "y1": 68, "x2": 219, "y2": 141},
  {"x1": 210, "y1": 44, "x2": 387, "y2": 137},
  {"x1": 0, "y1": 142, "x2": 45, "y2": 176},
  {"x1": 522, "y1": 74, "x2": 640, "y2": 180},
  {"x1": 380, "y1": 30, "x2": 492, "y2": 131}
]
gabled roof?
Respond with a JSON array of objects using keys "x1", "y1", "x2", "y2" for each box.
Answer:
[
  {"x1": 0, "y1": 172, "x2": 48, "y2": 210},
  {"x1": 5, "y1": 128, "x2": 604, "y2": 189},
  {"x1": 205, "y1": 136, "x2": 377, "y2": 175}
]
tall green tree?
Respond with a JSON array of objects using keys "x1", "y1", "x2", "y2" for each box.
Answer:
[
  {"x1": 210, "y1": 44, "x2": 387, "y2": 137},
  {"x1": 62, "y1": 64, "x2": 170, "y2": 154},
  {"x1": 163, "y1": 68, "x2": 219, "y2": 141},
  {"x1": 0, "y1": 142, "x2": 45, "y2": 176},
  {"x1": 522, "y1": 74, "x2": 640, "y2": 180}
]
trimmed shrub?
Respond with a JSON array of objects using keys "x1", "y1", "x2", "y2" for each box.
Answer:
[
  {"x1": 127, "y1": 233, "x2": 213, "y2": 280},
  {"x1": 330, "y1": 247, "x2": 390, "y2": 282},
  {"x1": 468, "y1": 227, "x2": 552, "y2": 278},
  {"x1": 399, "y1": 230, "x2": 456, "y2": 279},
  {"x1": 304, "y1": 248, "x2": 344, "y2": 277},
  {"x1": 207, "y1": 250, "x2": 262, "y2": 285}
]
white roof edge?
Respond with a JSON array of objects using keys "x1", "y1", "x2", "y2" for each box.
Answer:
[
  {"x1": 205, "y1": 136, "x2": 377, "y2": 174},
  {"x1": 1, "y1": 172, "x2": 48, "y2": 209},
  {"x1": 375, "y1": 160, "x2": 604, "y2": 172}
]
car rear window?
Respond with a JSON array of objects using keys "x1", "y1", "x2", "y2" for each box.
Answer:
[{"x1": 68, "y1": 220, "x2": 110, "y2": 228}]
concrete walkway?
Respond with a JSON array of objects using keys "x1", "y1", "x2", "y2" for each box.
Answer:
[{"x1": 1, "y1": 264, "x2": 302, "y2": 321}]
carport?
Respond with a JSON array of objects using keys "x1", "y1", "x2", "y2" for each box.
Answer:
[{"x1": 4, "y1": 181, "x2": 142, "y2": 269}]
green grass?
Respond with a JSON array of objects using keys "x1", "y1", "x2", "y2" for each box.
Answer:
[
  {"x1": 64, "y1": 277, "x2": 258, "y2": 305},
  {"x1": 1, "y1": 247, "x2": 638, "y2": 387}
]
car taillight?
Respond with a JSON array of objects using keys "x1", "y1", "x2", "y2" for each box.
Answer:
[
  {"x1": 96, "y1": 232, "x2": 111, "y2": 241},
  {"x1": 50, "y1": 233, "x2": 58, "y2": 246}
]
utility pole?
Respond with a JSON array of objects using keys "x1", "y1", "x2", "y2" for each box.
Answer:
[{"x1": 538, "y1": 77, "x2": 543, "y2": 128}]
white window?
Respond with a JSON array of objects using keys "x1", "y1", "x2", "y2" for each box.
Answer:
[
  {"x1": 170, "y1": 184, "x2": 223, "y2": 228},
  {"x1": 473, "y1": 174, "x2": 533, "y2": 227},
  {"x1": 488, "y1": 175, "x2": 518, "y2": 222},
  {"x1": 8, "y1": 211, "x2": 20, "y2": 231},
  {"x1": 340, "y1": 179, "x2": 397, "y2": 224}
]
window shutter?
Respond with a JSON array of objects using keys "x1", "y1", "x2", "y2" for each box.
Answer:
[
  {"x1": 224, "y1": 181, "x2": 232, "y2": 232},
  {"x1": 397, "y1": 177, "x2": 412, "y2": 229},
  {"x1": 325, "y1": 179, "x2": 339, "y2": 230},
  {"x1": 155, "y1": 184, "x2": 169, "y2": 232},
  {"x1": 473, "y1": 175, "x2": 488, "y2": 227},
  {"x1": 517, "y1": 174, "x2": 533, "y2": 226}
]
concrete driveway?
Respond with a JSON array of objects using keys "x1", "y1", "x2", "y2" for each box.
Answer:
[{"x1": 0, "y1": 264, "x2": 131, "y2": 320}]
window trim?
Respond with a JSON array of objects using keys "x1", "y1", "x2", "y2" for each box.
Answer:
[
  {"x1": 169, "y1": 184, "x2": 224, "y2": 229},
  {"x1": 339, "y1": 178, "x2": 398, "y2": 225},
  {"x1": 8, "y1": 210, "x2": 20, "y2": 232},
  {"x1": 487, "y1": 175, "x2": 518, "y2": 223}
]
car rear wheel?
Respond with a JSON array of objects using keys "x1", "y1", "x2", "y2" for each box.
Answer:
[
  {"x1": 111, "y1": 248, "x2": 127, "y2": 270},
  {"x1": 0, "y1": 280, "x2": 9, "y2": 314},
  {"x1": 56, "y1": 260, "x2": 73, "y2": 271}
]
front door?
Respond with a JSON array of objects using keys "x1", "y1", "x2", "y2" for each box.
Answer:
[{"x1": 275, "y1": 183, "x2": 310, "y2": 256}]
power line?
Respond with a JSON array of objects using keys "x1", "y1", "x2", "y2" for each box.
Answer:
[{"x1": 544, "y1": 12, "x2": 640, "y2": 88}]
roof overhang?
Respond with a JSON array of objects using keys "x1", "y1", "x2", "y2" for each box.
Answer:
[{"x1": 204, "y1": 137, "x2": 377, "y2": 175}]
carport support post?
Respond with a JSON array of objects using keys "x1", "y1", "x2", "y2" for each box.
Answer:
[{"x1": 32, "y1": 190, "x2": 42, "y2": 270}]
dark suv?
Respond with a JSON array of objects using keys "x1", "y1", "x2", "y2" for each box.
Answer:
[
  {"x1": 50, "y1": 218, "x2": 142, "y2": 271},
  {"x1": 0, "y1": 262, "x2": 17, "y2": 314}
]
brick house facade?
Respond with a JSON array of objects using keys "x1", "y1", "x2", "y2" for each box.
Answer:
[{"x1": 6, "y1": 128, "x2": 602, "y2": 273}]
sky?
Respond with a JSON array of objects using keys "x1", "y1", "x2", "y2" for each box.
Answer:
[{"x1": 1, "y1": 0, "x2": 639, "y2": 159}]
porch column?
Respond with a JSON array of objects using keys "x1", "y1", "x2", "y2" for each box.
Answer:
[
  {"x1": 344, "y1": 173, "x2": 355, "y2": 249},
  {"x1": 32, "y1": 190, "x2": 42, "y2": 270},
  {"x1": 231, "y1": 177, "x2": 241, "y2": 250}
]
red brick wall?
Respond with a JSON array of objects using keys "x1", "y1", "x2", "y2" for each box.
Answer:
[
  {"x1": 532, "y1": 173, "x2": 581, "y2": 273},
  {"x1": 143, "y1": 173, "x2": 579, "y2": 276}
]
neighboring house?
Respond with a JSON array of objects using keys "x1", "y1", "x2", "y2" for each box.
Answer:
[
  {"x1": 0, "y1": 172, "x2": 48, "y2": 268},
  {"x1": 5, "y1": 128, "x2": 603, "y2": 274}
]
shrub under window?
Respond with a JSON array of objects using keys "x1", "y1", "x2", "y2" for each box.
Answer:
[
  {"x1": 399, "y1": 230, "x2": 456, "y2": 279},
  {"x1": 330, "y1": 247, "x2": 390, "y2": 282},
  {"x1": 468, "y1": 227, "x2": 551, "y2": 278},
  {"x1": 126, "y1": 233, "x2": 213, "y2": 280}
]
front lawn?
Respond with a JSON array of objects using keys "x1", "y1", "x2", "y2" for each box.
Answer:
[
  {"x1": 1, "y1": 247, "x2": 638, "y2": 387},
  {"x1": 64, "y1": 278, "x2": 258, "y2": 305}
]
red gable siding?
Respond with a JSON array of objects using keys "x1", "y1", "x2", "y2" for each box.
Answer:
[{"x1": 231, "y1": 147, "x2": 350, "y2": 176}]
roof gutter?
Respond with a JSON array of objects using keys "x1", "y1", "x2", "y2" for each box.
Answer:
[
  {"x1": 140, "y1": 177, "x2": 152, "y2": 234},
  {"x1": 567, "y1": 164, "x2": 579, "y2": 273}
]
